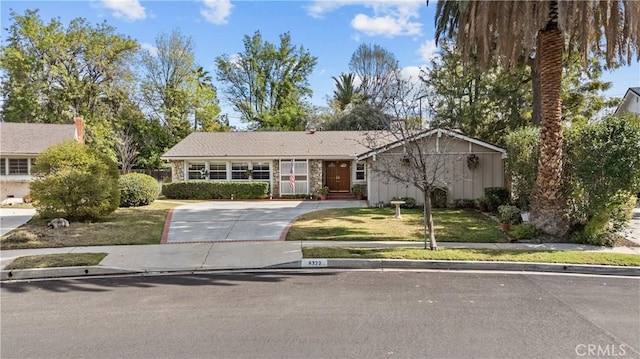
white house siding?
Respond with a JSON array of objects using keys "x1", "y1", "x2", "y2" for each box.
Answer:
[
  {"x1": 366, "y1": 137, "x2": 504, "y2": 206},
  {"x1": 615, "y1": 90, "x2": 640, "y2": 116}
]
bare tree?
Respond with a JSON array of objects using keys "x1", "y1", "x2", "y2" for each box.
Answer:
[
  {"x1": 115, "y1": 131, "x2": 138, "y2": 174},
  {"x1": 349, "y1": 43, "x2": 400, "y2": 110},
  {"x1": 361, "y1": 126, "x2": 462, "y2": 250}
]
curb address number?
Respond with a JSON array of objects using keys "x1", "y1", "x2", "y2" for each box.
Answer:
[{"x1": 302, "y1": 259, "x2": 328, "y2": 268}]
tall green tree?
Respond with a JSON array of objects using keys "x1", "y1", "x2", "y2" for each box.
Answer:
[
  {"x1": 190, "y1": 66, "x2": 224, "y2": 132},
  {"x1": 424, "y1": 39, "x2": 531, "y2": 146},
  {"x1": 140, "y1": 29, "x2": 196, "y2": 144},
  {"x1": 434, "y1": 0, "x2": 640, "y2": 237},
  {"x1": 0, "y1": 9, "x2": 138, "y2": 154},
  {"x1": 215, "y1": 30, "x2": 318, "y2": 130}
]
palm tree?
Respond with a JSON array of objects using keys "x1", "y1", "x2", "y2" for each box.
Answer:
[
  {"x1": 434, "y1": 0, "x2": 640, "y2": 237},
  {"x1": 331, "y1": 73, "x2": 363, "y2": 111}
]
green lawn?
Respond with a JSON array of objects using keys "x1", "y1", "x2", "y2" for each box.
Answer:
[
  {"x1": 303, "y1": 247, "x2": 640, "y2": 266},
  {"x1": 4, "y1": 253, "x2": 107, "y2": 270},
  {"x1": 1, "y1": 201, "x2": 179, "y2": 249},
  {"x1": 286, "y1": 208, "x2": 506, "y2": 242}
]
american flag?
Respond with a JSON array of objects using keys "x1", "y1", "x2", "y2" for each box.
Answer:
[{"x1": 289, "y1": 161, "x2": 295, "y2": 190}]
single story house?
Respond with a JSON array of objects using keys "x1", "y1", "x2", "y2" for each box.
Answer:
[
  {"x1": 0, "y1": 118, "x2": 84, "y2": 202},
  {"x1": 614, "y1": 87, "x2": 640, "y2": 116},
  {"x1": 161, "y1": 128, "x2": 506, "y2": 205}
]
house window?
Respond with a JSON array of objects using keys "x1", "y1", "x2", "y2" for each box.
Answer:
[
  {"x1": 231, "y1": 162, "x2": 249, "y2": 180},
  {"x1": 188, "y1": 163, "x2": 206, "y2": 180},
  {"x1": 8, "y1": 159, "x2": 28, "y2": 175},
  {"x1": 356, "y1": 162, "x2": 366, "y2": 181},
  {"x1": 280, "y1": 160, "x2": 308, "y2": 195},
  {"x1": 0, "y1": 158, "x2": 5, "y2": 175},
  {"x1": 209, "y1": 162, "x2": 227, "y2": 180},
  {"x1": 251, "y1": 162, "x2": 270, "y2": 180}
]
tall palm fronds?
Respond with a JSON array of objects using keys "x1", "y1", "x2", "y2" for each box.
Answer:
[
  {"x1": 436, "y1": 1, "x2": 639, "y2": 70},
  {"x1": 331, "y1": 73, "x2": 363, "y2": 111}
]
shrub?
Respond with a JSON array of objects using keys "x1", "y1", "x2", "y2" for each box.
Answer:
[
  {"x1": 430, "y1": 188, "x2": 448, "y2": 208},
  {"x1": 455, "y1": 199, "x2": 476, "y2": 209},
  {"x1": 162, "y1": 181, "x2": 269, "y2": 200},
  {"x1": 498, "y1": 205, "x2": 521, "y2": 224},
  {"x1": 565, "y1": 115, "x2": 640, "y2": 243},
  {"x1": 30, "y1": 141, "x2": 120, "y2": 220},
  {"x1": 508, "y1": 224, "x2": 540, "y2": 240},
  {"x1": 504, "y1": 127, "x2": 539, "y2": 210},
  {"x1": 484, "y1": 187, "x2": 510, "y2": 212},
  {"x1": 119, "y1": 173, "x2": 160, "y2": 207}
]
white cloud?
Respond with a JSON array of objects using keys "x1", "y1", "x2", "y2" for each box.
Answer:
[
  {"x1": 100, "y1": 0, "x2": 147, "y2": 21},
  {"x1": 351, "y1": 13, "x2": 421, "y2": 37},
  {"x1": 418, "y1": 39, "x2": 439, "y2": 62},
  {"x1": 200, "y1": 0, "x2": 233, "y2": 25},
  {"x1": 141, "y1": 43, "x2": 158, "y2": 57},
  {"x1": 307, "y1": 1, "x2": 423, "y2": 38}
]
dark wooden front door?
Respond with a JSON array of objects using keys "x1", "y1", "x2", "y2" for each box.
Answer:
[{"x1": 325, "y1": 161, "x2": 351, "y2": 192}]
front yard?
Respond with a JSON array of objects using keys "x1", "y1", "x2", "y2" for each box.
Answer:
[
  {"x1": 286, "y1": 208, "x2": 506, "y2": 242},
  {"x1": 0, "y1": 201, "x2": 178, "y2": 250}
]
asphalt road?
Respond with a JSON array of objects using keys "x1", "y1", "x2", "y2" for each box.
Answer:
[{"x1": 2, "y1": 271, "x2": 639, "y2": 359}]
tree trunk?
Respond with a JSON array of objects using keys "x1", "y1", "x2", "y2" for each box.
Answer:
[
  {"x1": 530, "y1": 20, "x2": 569, "y2": 238},
  {"x1": 530, "y1": 55, "x2": 541, "y2": 126},
  {"x1": 424, "y1": 190, "x2": 437, "y2": 250}
]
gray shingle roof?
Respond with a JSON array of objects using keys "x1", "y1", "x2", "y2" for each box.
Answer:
[
  {"x1": 162, "y1": 131, "x2": 372, "y2": 159},
  {"x1": 0, "y1": 122, "x2": 76, "y2": 156},
  {"x1": 630, "y1": 87, "x2": 640, "y2": 97}
]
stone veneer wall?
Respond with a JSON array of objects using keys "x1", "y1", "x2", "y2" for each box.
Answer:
[
  {"x1": 272, "y1": 159, "x2": 280, "y2": 196},
  {"x1": 171, "y1": 160, "x2": 185, "y2": 181},
  {"x1": 309, "y1": 159, "x2": 323, "y2": 196}
]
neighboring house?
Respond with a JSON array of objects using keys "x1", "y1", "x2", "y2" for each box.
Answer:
[
  {"x1": 614, "y1": 87, "x2": 640, "y2": 116},
  {"x1": 0, "y1": 118, "x2": 84, "y2": 201},
  {"x1": 161, "y1": 128, "x2": 506, "y2": 206}
]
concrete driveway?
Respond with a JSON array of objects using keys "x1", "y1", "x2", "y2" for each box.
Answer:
[
  {"x1": 0, "y1": 208, "x2": 36, "y2": 237},
  {"x1": 164, "y1": 200, "x2": 367, "y2": 243}
]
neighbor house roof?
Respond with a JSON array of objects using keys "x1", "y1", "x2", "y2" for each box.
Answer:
[
  {"x1": 0, "y1": 122, "x2": 77, "y2": 156},
  {"x1": 161, "y1": 131, "x2": 372, "y2": 160}
]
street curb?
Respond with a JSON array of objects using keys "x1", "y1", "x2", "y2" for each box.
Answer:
[
  {"x1": 269, "y1": 259, "x2": 640, "y2": 276},
  {"x1": 1, "y1": 266, "x2": 144, "y2": 281},
  {"x1": 2, "y1": 260, "x2": 638, "y2": 281}
]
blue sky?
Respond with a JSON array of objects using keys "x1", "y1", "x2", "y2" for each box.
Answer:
[{"x1": 2, "y1": 0, "x2": 639, "y2": 128}]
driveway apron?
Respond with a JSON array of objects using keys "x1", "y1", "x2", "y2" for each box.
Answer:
[
  {"x1": 165, "y1": 200, "x2": 366, "y2": 243},
  {"x1": 0, "y1": 208, "x2": 36, "y2": 237}
]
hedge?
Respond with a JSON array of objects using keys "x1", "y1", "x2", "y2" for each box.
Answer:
[{"x1": 162, "y1": 181, "x2": 270, "y2": 200}]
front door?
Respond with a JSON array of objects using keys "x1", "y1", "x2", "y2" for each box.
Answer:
[{"x1": 325, "y1": 161, "x2": 351, "y2": 192}]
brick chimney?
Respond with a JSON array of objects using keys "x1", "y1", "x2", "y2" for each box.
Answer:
[{"x1": 74, "y1": 116, "x2": 84, "y2": 144}]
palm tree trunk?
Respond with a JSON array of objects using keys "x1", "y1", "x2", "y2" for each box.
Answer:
[{"x1": 530, "y1": 14, "x2": 569, "y2": 238}]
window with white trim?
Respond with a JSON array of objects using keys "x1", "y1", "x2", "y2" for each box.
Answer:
[
  {"x1": 209, "y1": 162, "x2": 227, "y2": 180},
  {"x1": 0, "y1": 158, "x2": 5, "y2": 175},
  {"x1": 231, "y1": 162, "x2": 249, "y2": 180},
  {"x1": 356, "y1": 162, "x2": 366, "y2": 180},
  {"x1": 8, "y1": 159, "x2": 28, "y2": 175},
  {"x1": 280, "y1": 159, "x2": 308, "y2": 195},
  {"x1": 251, "y1": 162, "x2": 270, "y2": 180},
  {"x1": 188, "y1": 163, "x2": 206, "y2": 180}
]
